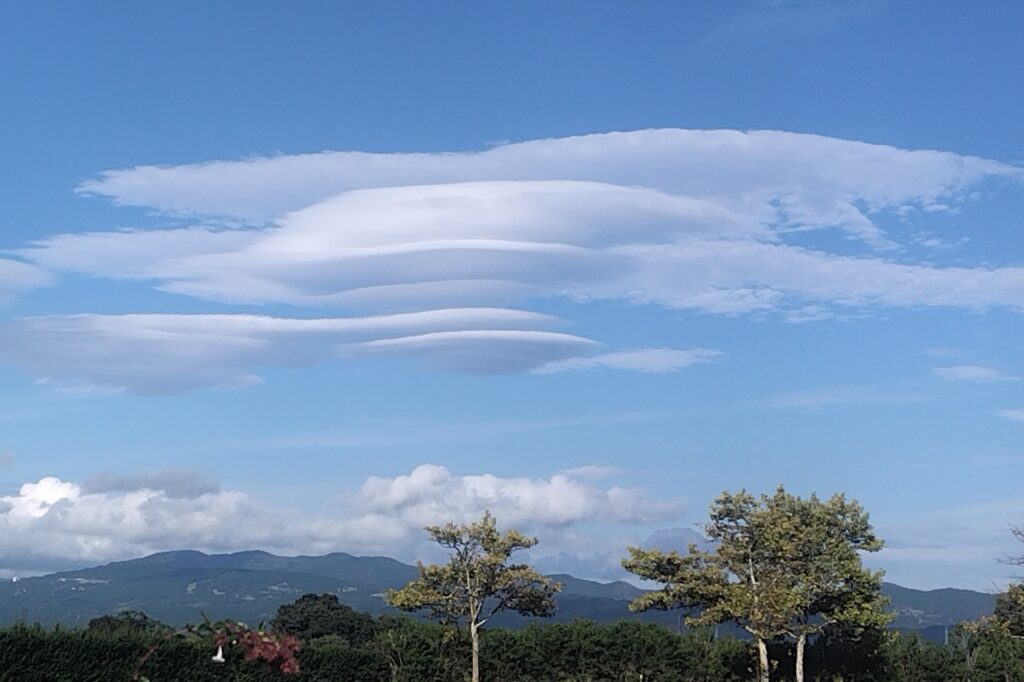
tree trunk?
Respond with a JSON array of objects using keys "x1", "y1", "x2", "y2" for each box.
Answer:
[
  {"x1": 795, "y1": 633, "x2": 806, "y2": 682},
  {"x1": 470, "y1": 621, "x2": 480, "y2": 682},
  {"x1": 757, "y1": 637, "x2": 770, "y2": 682}
]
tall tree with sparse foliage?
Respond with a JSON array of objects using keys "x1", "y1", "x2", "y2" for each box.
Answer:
[
  {"x1": 385, "y1": 510, "x2": 561, "y2": 682},
  {"x1": 623, "y1": 486, "x2": 890, "y2": 682}
]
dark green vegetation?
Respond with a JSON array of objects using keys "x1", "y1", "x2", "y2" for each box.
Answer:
[
  {"x1": 0, "y1": 549, "x2": 995, "y2": 636},
  {"x1": 3, "y1": 600, "x2": 1024, "y2": 681}
]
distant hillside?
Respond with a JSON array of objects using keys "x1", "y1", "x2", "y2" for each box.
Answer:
[
  {"x1": 0, "y1": 550, "x2": 997, "y2": 637},
  {"x1": 883, "y1": 583, "x2": 996, "y2": 630}
]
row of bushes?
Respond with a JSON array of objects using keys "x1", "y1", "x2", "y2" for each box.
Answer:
[{"x1": 2, "y1": 616, "x2": 1023, "y2": 681}]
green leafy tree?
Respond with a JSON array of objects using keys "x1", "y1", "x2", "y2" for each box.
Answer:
[
  {"x1": 623, "y1": 486, "x2": 890, "y2": 682},
  {"x1": 994, "y1": 582, "x2": 1024, "y2": 636},
  {"x1": 385, "y1": 510, "x2": 561, "y2": 682},
  {"x1": 86, "y1": 610, "x2": 170, "y2": 634},
  {"x1": 270, "y1": 592, "x2": 377, "y2": 645}
]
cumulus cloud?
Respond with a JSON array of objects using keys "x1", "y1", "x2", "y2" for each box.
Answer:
[
  {"x1": 354, "y1": 464, "x2": 681, "y2": 527},
  {"x1": 0, "y1": 465, "x2": 683, "y2": 574},
  {"x1": 933, "y1": 365, "x2": 1019, "y2": 383}
]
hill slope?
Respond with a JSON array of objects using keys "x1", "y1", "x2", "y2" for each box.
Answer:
[{"x1": 0, "y1": 550, "x2": 996, "y2": 635}]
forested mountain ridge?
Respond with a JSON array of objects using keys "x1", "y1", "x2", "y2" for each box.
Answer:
[{"x1": 0, "y1": 550, "x2": 996, "y2": 635}]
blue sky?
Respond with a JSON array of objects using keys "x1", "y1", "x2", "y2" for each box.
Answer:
[{"x1": 0, "y1": 1, "x2": 1022, "y2": 590}]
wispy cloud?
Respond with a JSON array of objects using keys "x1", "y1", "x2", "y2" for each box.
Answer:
[
  {"x1": 698, "y1": 0, "x2": 891, "y2": 50},
  {"x1": 875, "y1": 496, "x2": 1024, "y2": 589},
  {"x1": 933, "y1": 365, "x2": 1019, "y2": 383},
  {"x1": 555, "y1": 465, "x2": 622, "y2": 480},
  {"x1": 997, "y1": 409, "x2": 1024, "y2": 424},
  {"x1": 762, "y1": 385, "x2": 926, "y2": 411},
  {"x1": 535, "y1": 348, "x2": 722, "y2": 374}
]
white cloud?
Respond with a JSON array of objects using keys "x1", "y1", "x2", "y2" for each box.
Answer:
[
  {"x1": 611, "y1": 240, "x2": 1024, "y2": 313},
  {"x1": 0, "y1": 465, "x2": 683, "y2": 574},
  {"x1": 0, "y1": 258, "x2": 50, "y2": 300},
  {"x1": 933, "y1": 365, "x2": 1019, "y2": 383},
  {"x1": 31, "y1": 131, "x2": 1023, "y2": 317},
  {"x1": 76, "y1": 129, "x2": 1015, "y2": 243},
  {"x1": 7, "y1": 129, "x2": 1024, "y2": 389},
  {"x1": 535, "y1": 348, "x2": 722, "y2": 374},
  {"x1": 0, "y1": 309, "x2": 594, "y2": 393},
  {"x1": 354, "y1": 464, "x2": 681, "y2": 528},
  {"x1": 997, "y1": 409, "x2": 1024, "y2": 423}
]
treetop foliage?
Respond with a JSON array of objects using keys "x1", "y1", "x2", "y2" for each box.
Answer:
[
  {"x1": 386, "y1": 510, "x2": 561, "y2": 627},
  {"x1": 624, "y1": 486, "x2": 890, "y2": 640}
]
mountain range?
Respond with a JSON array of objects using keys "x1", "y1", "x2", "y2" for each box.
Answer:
[{"x1": 0, "y1": 549, "x2": 997, "y2": 641}]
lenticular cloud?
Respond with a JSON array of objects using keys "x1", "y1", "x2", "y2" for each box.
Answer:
[{"x1": 5, "y1": 129, "x2": 1023, "y2": 392}]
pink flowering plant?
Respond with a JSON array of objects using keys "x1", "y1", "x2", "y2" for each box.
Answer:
[{"x1": 132, "y1": 615, "x2": 301, "y2": 681}]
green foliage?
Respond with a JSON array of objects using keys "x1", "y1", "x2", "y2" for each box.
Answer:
[
  {"x1": 386, "y1": 511, "x2": 560, "y2": 628},
  {"x1": 624, "y1": 487, "x2": 889, "y2": 639},
  {"x1": 6, "y1": 614, "x2": 1024, "y2": 682},
  {"x1": 624, "y1": 486, "x2": 890, "y2": 681},
  {"x1": 994, "y1": 583, "x2": 1024, "y2": 636},
  {"x1": 87, "y1": 610, "x2": 172, "y2": 635},
  {"x1": 270, "y1": 593, "x2": 377, "y2": 645},
  {"x1": 0, "y1": 622, "x2": 283, "y2": 682},
  {"x1": 386, "y1": 511, "x2": 561, "y2": 681}
]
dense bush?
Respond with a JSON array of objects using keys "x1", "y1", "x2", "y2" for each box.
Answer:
[{"x1": 3, "y1": 615, "x2": 1024, "y2": 681}]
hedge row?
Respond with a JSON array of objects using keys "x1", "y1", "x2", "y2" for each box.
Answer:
[{"x1": 3, "y1": 618, "x2": 1023, "y2": 681}]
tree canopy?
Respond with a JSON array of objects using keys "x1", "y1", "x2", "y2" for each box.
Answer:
[
  {"x1": 624, "y1": 486, "x2": 890, "y2": 682},
  {"x1": 271, "y1": 593, "x2": 378, "y2": 645},
  {"x1": 386, "y1": 510, "x2": 560, "y2": 682}
]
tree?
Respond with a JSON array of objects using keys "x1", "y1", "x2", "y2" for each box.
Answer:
[
  {"x1": 385, "y1": 510, "x2": 561, "y2": 682},
  {"x1": 623, "y1": 486, "x2": 890, "y2": 682},
  {"x1": 271, "y1": 592, "x2": 377, "y2": 645},
  {"x1": 993, "y1": 582, "x2": 1024, "y2": 636},
  {"x1": 87, "y1": 610, "x2": 170, "y2": 634}
]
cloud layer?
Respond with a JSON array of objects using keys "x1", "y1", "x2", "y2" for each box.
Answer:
[
  {"x1": 76, "y1": 129, "x2": 1015, "y2": 238},
  {"x1": 0, "y1": 258, "x2": 49, "y2": 300},
  {"x1": 0, "y1": 309, "x2": 600, "y2": 393},
  {"x1": 0, "y1": 465, "x2": 682, "y2": 575},
  {"x1": 4, "y1": 129, "x2": 1023, "y2": 391}
]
